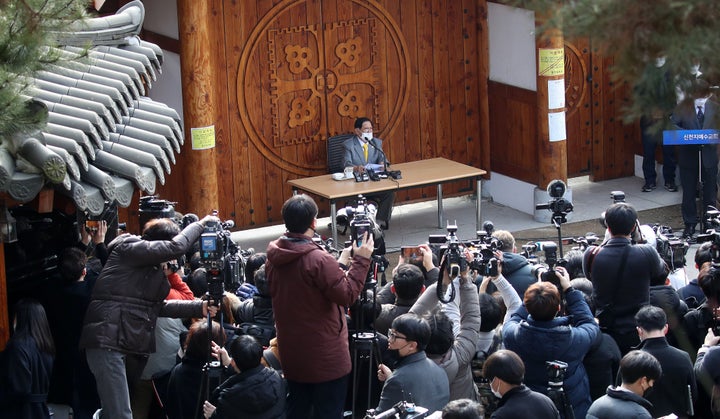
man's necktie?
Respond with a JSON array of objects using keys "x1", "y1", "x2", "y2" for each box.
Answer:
[
  {"x1": 363, "y1": 142, "x2": 368, "y2": 162},
  {"x1": 698, "y1": 106, "x2": 705, "y2": 127}
]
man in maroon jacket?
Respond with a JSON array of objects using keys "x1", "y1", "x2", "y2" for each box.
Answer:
[{"x1": 266, "y1": 194, "x2": 374, "y2": 418}]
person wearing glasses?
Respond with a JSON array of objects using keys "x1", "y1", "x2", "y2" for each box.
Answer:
[
  {"x1": 342, "y1": 116, "x2": 395, "y2": 229},
  {"x1": 375, "y1": 313, "x2": 450, "y2": 413}
]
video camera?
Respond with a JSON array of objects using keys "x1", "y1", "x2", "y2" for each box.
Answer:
[
  {"x1": 430, "y1": 221, "x2": 500, "y2": 278},
  {"x1": 536, "y1": 179, "x2": 573, "y2": 225},
  {"x1": 545, "y1": 360, "x2": 575, "y2": 419},
  {"x1": 561, "y1": 233, "x2": 600, "y2": 252},
  {"x1": 338, "y1": 195, "x2": 384, "y2": 254},
  {"x1": 652, "y1": 224, "x2": 688, "y2": 271},
  {"x1": 198, "y1": 212, "x2": 253, "y2": 301},
  {"x1": 529, "y1": 241, "x2": 566, "y2": 289}
]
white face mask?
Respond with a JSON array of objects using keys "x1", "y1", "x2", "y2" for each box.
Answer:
[
  {"x1": 361, "y1": 132, "x2": 373, "y2": 141},
  {"x1": 490, "y1": 378, "x2": 502, "y2": 399}
]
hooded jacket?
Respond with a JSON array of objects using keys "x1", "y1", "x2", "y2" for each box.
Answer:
[
  {"x1": 266, "y1": 232, "x2": 370, "y2": 383},
  {"x1": 79, "y1": 222, "x2": 205, "y2": 355}
]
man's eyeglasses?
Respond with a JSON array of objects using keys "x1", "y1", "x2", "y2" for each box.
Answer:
[{"x1": 388, "y1": 329, "x2": 408, "y2": 341}]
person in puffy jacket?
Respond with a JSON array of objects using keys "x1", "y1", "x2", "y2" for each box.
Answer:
[{"x1": 80, "y1": 214, "x2": 219, "y2": 419}]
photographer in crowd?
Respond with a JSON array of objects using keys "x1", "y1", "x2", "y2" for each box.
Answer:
[
  {"x1": 266, "y1": 194, "x2": 374, "y2": 418},
  {"x1": 374, "y1": 263, "x2": 426, "y2": 335},
  {"x1": 583, "y1": 202, "x2": 667, "y2": 355},
  {"x1": 375, "y1": 313, "x2": 450, "y2": 413},
  {"x1": 80, "y1": 214, "x2": 220, "y2": 419},
  {"x1": 202, "y1": 335, "x2": 285, "y2": 419},
  {"x1": 502, "y1": 266, "x2": 599, "y2": 419},
  {"x1": 410, "y1": 254, "x2": 481, "y2": 401},
  {"x1": 487, "y1": 230, "x2": 538, "y2": 298}
]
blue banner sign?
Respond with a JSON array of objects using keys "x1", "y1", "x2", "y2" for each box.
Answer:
[{"x1": 663, "y1": 129, "x2": 720, "y2": 145}]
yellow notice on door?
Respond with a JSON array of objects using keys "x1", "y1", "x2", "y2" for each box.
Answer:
[
  {"x1": 538, "y1": 48, "x2": 564, "y2": 77},
  {"x1": 191, "y1": 125, "x2": 216, "y2": 150}
]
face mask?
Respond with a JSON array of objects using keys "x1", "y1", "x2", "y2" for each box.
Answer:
[
  {"x1": 642, "y1": 384, "x2": 654, "y2": 399},
  {"x1": 362, "y1": 132, "x2": 373, "y2": 141},
  {"x1": 490, "y1": 378, "x2": 502, "y2": 399}
]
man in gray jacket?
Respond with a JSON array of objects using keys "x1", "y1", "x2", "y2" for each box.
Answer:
[
  {"x1": 80, "y1": 214, "x2": 219, "y2": 419},
  {"x1": 376, "y1": 313, "x2": 449, "y2": 413}
]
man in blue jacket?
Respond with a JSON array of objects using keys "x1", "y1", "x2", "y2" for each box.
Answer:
[{"x1": 503, "y1": 266, "x2": 599, "y2": 419}]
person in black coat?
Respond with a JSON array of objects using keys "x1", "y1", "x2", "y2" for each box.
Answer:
[
  {"x1": 166, "y1": 320, "x2": 227, "y2": 419},
  {"x1": 203, "y1": 335, "x2": 286, "y2": 419},
  {"x1": 583, "y1": 203, "x2": 667, "y2": 355},
  {"x1": 634, "y1": 305, "x2": 696, "y2": 418},
  {"x1": 482, "y1": 349, "x2": 559, "y2": 419},
  {"x1": 0, "y1": 299, "x2": 55, "y2": 419},
  {"x1": 587, "y1": 350, "x2": 661, "y2": 419}
]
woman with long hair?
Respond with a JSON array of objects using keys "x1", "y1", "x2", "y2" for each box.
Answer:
[{"x1": 0, "y1": 299, "x2": 55, "y2": 418}]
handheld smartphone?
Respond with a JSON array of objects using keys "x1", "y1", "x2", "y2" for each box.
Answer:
[
  {"x1": 401, "y1": 246, "x2": 423, "y2": 262},
  {"x1": 85, "y1": 220, "x2": 99, "y2": 232}
]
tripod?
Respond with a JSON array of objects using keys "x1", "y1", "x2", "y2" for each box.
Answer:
[
  {"x1": 349, "y1": 258, "x2": 384, "y2": 418},
  {"x1": 194, "y1": 293, "x2": 224, "y2": 419},
  {"x1": 547, "y1": 383, "x2": 575, "y2": 419}
]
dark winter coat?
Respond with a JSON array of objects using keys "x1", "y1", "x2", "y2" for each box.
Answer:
[
  {"x1": 266, "y1": 232, "x2": 370, "y2": 383},
  {"x1": 586, "y1": 386, "x2": 653, "y2": 419},
  {"x1": 486, "y1": 252, "x2": 537, "y2": 298},
  {"x1": 491, "y1": 385, "x2": 559, "y2": 419},
  {"x1": 649, "y1": 285, "x2": 688, "y2": 347},
  {"x1": 637, "y1": 337, "x2": 696, "y2": 417},
  {"x1": 209, "y1": 365, "x2": 286, "y2": 419},
  {"x1": 583, "y1": 332, "x2": 622, "y2": 402},
  {"x1": 503, "y1": 288, "x2": 599, "y2": 419},
  {"x1": 0, "y1": 336, "x2": 54, "y2": 419},
  {"x1": 583, "y1": 238, "x2": 666, "y2": 334},
  {"x1": 79, "y1": 222, "x2": 206, "y2": 355}
]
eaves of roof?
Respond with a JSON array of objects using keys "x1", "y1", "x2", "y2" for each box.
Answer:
[{"x1": 1, "y1": 0, "x2": 183, "y2": 216}]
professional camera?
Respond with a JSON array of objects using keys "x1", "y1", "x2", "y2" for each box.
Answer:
[
  {"x1": 429, "y1": 222, "x2": 500, "y2": 278},
  {"x1": 562, "y1": 233, "x2": 600, "y2": 252},
  {"x1": 536, "y1": 179, "x2": 574, "y2": 223},
  {"x1": 339, "y1": 195, "x2": 384, "y2": 254},
  {"x1": 545, "y1": 360, "x2": 574, "y2": 419},
  {"x1": 364, "y1": 401, "x2": 428, "y2": 419},
  {"x1": 198, "y1": 213, "x2": 251, "y2": 300},
  {"x1": 652, "y1": 224, "x2": 688, "y2": 271},
  {"x1": 529, "y1": 241, "x2": 565, "y2": 289}
]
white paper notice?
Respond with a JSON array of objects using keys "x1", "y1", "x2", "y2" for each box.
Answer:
[
  {"x1": 547, "y1": 79, "x2": 565, "y2": 109},
  {"x1": 548, "y1": 111, "x2": 566, "y2": 142}
]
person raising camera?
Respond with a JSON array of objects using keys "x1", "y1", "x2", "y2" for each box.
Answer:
[
  {"x1": 502, "y1": 266, "x2": 599, "y2": 419},
  {"x1": 79, "y1": 213, "x2": 221, "y2": 419},
  {"x1": 583, "y1": 202, "x2": 667, "y2": 355},
  {"x1": 266, "y1": 194, "x2": 374, "y2": 418}
]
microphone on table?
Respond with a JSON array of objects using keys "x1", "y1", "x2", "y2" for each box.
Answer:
[{"x1": 367, "y1": 138, "x2": 402, "y2": 179}]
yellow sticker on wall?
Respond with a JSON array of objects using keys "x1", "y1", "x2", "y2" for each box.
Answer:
[
  {"x1": 191, "y1": 125, "x2": 216, "y2": 150},
  {"x1": 539, "y1": 48, "x2": 564, "y2": 77}
]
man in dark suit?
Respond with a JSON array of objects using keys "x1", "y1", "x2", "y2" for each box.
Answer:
[
  {"x1": 671, "y1": 78, "x2": 718, "y2": 239},
  {"x1": 342, "y1": 117, "x2": 395, "y2": 228},
  {"x1": 375, "y1": 313, "x2": 449, "y2": 413},
  {"x1": 634, "y1": 305, "x2": 696, "y2": 418}
]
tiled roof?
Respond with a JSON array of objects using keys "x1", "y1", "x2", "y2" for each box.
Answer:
[{"x1": 1, "y1": 0, "x2": 182, "y2": 215}]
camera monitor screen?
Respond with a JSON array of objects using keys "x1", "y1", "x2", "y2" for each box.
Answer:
[{"x1": 201, "y1": 236, "x2": 217, "y2": 252}]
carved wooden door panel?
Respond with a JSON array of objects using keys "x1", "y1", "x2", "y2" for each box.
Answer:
[
  {"x1": 237, "y1": 0, "x2": 409, "y2": 179},
  {"x1": 564, "y1": 38, "x2": 593, "y2": 177}
]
